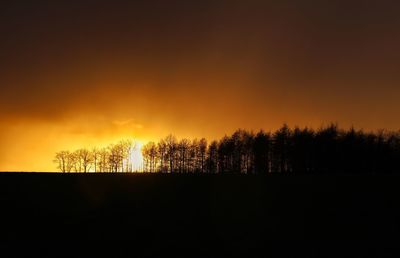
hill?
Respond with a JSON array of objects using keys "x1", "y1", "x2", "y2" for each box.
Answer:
[{"x1": 1, "y1": 173, "x2": 399, "y2": 257}]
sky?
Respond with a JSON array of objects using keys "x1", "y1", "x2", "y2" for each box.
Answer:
[{"x1": 1, "y1": 0, "x2": 400, "y2": 171}]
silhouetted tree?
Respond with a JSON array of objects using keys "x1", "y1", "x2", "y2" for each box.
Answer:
[
  {"x1": 177, "y1": 138, "x2": 190, "y2": 173},
  {"x1": 76, "y1": 148, "x2": 92, "y2": 173},
  {"x1": 72, "y1": 150, "x2": 83, "y2": 172},
  {"x1": 271, "y1": 124, "x2": 291, "y2": 173},
  {"x1": 142, "y1": 142, "x2": 157, "y2": 173},
  {"x1": 241, "y1": 131, "x2": 254, "y2": 174},
  {"x1": 55, "y1": 124, "x2": 400, "y2": 175},
  {"x1": 289, "y1": 127, "x2": 314, "y2": 173},
  {"x1": 157, "y1": 139, "x2": 168, "y2": 173},
  {"x1": 206, "y1": 140, "x2": 218, "y2": 174},
  {"x1": 217, "y1": 136, "x2": 231, "y2": 174},
  {"x1": 119, "y1": 140, "x2": 134, "y2": 172},
  {"x1": 253, "y1": 130, "x2": 270, "y2": 174},
  {"x1": 165, "y1": 134, "x2": 177, "y2": 173},
  {"x1": 314, "y1": 123, "x2": 339, "y2": 173},
  {"x1": 199, "y1": 138, "x2": 207, "y2": 174},
  {"x1": 98, "y1": 148, "x2": 109, "y2": 172},
  {"x1": 108, "y1": 144, "x2": 122, "y2": 172},
  {"x1": 92, "y1": 148, "x2": 99, "y2": 173},
  {"x1": 54, "y1": 151, "x2": 71, "y2": 173}
]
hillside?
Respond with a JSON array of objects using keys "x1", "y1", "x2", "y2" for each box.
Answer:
[{"x1": 1, "y1": 173, "x2": 399, "y2": 257}]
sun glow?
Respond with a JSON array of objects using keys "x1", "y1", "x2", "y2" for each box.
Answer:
[{"x1": 130, "y1": 141, "x2": 144, "y2": 172}]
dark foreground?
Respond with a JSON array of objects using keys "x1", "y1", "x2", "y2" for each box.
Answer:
[{"x1": 1, "y1": 173, "x2": 399, "y2": 257}]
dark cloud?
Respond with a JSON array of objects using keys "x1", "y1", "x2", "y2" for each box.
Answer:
[{"x1": 1, "y1": 0, "x2": 400, "y2": 127}]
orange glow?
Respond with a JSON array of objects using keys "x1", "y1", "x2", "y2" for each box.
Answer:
[{"x1": 1, "y1": 2, "x2": 400, "y2": 171}]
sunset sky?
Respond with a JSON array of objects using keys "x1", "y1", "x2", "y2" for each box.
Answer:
[{"x1": 1, "y1": 1, "x2": 400, "y2": 171}]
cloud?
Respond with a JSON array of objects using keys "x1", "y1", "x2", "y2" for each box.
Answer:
[{"x1": 112, "y1": 119, "x2": 143, "y2": 129}]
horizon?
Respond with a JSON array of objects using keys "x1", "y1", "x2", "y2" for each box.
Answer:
[{"x1": 2, "y1": 123, "x2": 399, "y2": 172}]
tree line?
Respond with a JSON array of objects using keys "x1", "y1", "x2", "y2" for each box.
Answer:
[
  {"x1": 54, "y1": 140, "x2": 136, "y2": 173},
  {"x1": 54, "y1": 124, "x2": 400, "y2": 174},
  {"x1": 142, "y1": 124, "x2": 400, "y2": 174}
]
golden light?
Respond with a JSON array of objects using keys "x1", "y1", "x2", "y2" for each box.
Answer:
[{"x1": 129, "y1": 140, "x2": 144, "y2": 172}]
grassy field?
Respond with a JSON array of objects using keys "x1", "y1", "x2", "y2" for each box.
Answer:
[{"x1": 1, "y1": 173, "x2": 399, "y2": 257}]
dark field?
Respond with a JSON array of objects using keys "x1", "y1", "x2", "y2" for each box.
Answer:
[{"x1": 1, "y1": 173, "x2": 400, "y2": 257}]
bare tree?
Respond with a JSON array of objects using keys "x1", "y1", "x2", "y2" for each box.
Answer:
[
  {"x1": 149, "y1": 142, "x2": 158, "y2": 173},
  {"x1": 165, "y1": 134, "x2": 177, "y2": 173},
  {"x1": 54, "y1": 151, "x2": 70, "y2": 173},
  {"x1": 118, "y1": 140, "x2": 134, "y2": 173},
  {"x1": 142, "y1": 143, "x2": 151, "y2": 172},
  {"x1": 189, "y1": 139, "x2": 199, "y2": 173},
  {"x1": 177, "y1": 138, "x2": 190, "y2": 173},
  {"x1": 98, "y1": 148, "x2": 109, "y2": 172},
  {"x1": 157, "y1": 139, "x2": 167, "y2": 173},
  {"x1": 142, "y1": 141, "x2": 158, "y2": 173},
  {"x1": 108, "y1": 144, "x2": 122, "y2": 172},
  {"x1": 206, "y1": 141, "x2": 218, "y2": 174},
  {"x1": 92, "y1": 148, "x2": 99, "y2": 173},
  {"x1": 72, "y1": 150, "x2": 82, "y2": 172},
  {"x1": 79, "y1": 148, "x2": 93, "y2": 173},
  {"x1": 199, "y1": 138, "x2": 207, "y2": 173}
]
